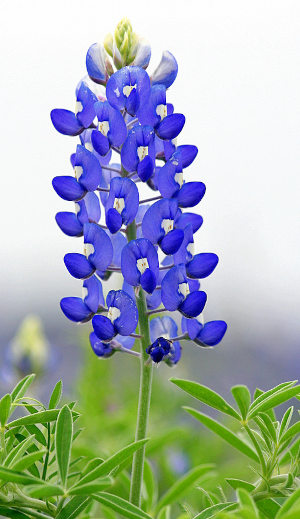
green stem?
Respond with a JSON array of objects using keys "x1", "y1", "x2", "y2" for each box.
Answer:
[{"x1": 127, "y1": 222, "x2": 154, "y2": 507}]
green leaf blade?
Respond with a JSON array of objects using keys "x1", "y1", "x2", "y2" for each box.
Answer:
[
  {"x1": 231, "y1": 386, "x2": 251, "y2": 420},
  {"x1": 55, "y1": 405, "x2": 73, "y2": 489},
  {"x1": 69, "y1": 477, "x2": 113, "y2": 495},
  {"x1": 49, "y1": 380, "x2": 63, "y2": 409},
  {"x1": 11, "y1": 449, "x2": 47, "y2": 471},
  {"x1": 0, "y1": 394, "x2": 11, "y2": 426},
  {"x1": 94, "y1": 492, "x2": 153, "y2": 519}
]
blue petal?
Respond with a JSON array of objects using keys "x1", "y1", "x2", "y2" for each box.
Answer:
[
  {"x1": 106, "y1": 208, "x2": 123, "y2": 234},
  {"x1": 175, "y1": 210, "x2": 203, "y2": 233},
  {"x1": 177, "y1": 145, "x2": 198, "y2": 168},
  {"x1": 140, "y1": 269, "x2": 156, "y2": 294},
  {"x1": 81, "y1": 191, "x2": 101, "y2": 223},
  {"x1": 160, "y1": 229, "x2": 184, "y2": 255},
  {"x1": 151, "y1": 50, "x2": 178, "y2": 89},
  {"x1": 195, "y1": 321, "x2": 227, "y2": 346},
  {"x1": 83, "y1": 276, "x2": 104, "y2": 313},
  {"x1": 110, "y1": 232, "x2": 127, "y2": 267},
  {"x1": 186, "y1": 253, "x2": 219, "y2": 279},
  {"x1": 64, "y1": 253, "x2": 94, "y2": 279},
  {"x1": 177, "y1": 182, "x2": 206, "y2": 208},
  {"x1": 86, "y1": 43, "x2": 107, "y2": 85},
  {"x1": 137, "y1": 155, "x2": 154, "y2": 182},
  {"x1": 150, "y1": 316, "x2": 178, "y2": 342},
  {"x1": 74, "y1": 145, "x2": 102, "y2": 192},
  {"x1": 107, "y1": 105, "x2": 127, "y2": 147},
  {"x1": 142, "y1": 198, "x2": 179, "y2": 246},
  {"x1": 165, "y1": 341, "x2": 181, "y2": 366},
  {"x1": 157, "y1": 152, "x2": 182, "y2": 198},
  {"x1": 126, "y1": 88, "x2": 139, "y2": 116},
  {"x1": 91, "y1": 130, "x2": 110, "y2": 156},
  {"x1": 173, "y1": 224, "x2": 194, "y2": 265},
  {"x1": 52, "y1": 176, "x2": 86, "y2": 201},
  {"x1": 92, "y1": 315, "x2": 116, "y2": 342},
  {"x1": 60, "y1": 297, "x2": 92, "y2": 322},
  {"x1": 90, "y1": 332, "x2": 115, "y2": 358},
  {"x1": 116, "y1": 334, "x2": 135, "y2": 350},
  {"x1": 156, "y1": 114, "x2": 185, "y2": 140},
  {"x1": 50, "y1": 109, "x2": 83, "y2": 136},
  {"x1": 105, "y1": 177, "x2": 139, "y2": 226},
  {"x1": 185, "y1": 318, "x2": 203, "y2": 340},
  {"x1": 76, "y1": 82, "x2": 98, "y2": 128},
  {"x1": 178, "y1": 291, "x2": 207, "y2": 318},
  {"x1": 84, "y1": 223, "x2": 113, "y2": 271},
  {"x1": 106, "y1": 290, "x2": 138, "y2": 336},
  {"x1": 55, "y1": 212, "x2": 83, "y2": 237},
  {"x1": 161, "y1": 264, "x2": 187, "y2": 311},
  {"x1": 106, "y1": 66, "x2": 151, "y2": 112},
  {"x1": 133, "y1": 37, "x2": 151, "y2": 69}
]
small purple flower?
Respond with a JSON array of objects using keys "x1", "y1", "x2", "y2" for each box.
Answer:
[
  {"x1": 121, "y1": 125, "x2": 155, "y2": 182},
  {"x1": 92, "y1": 289, "x2": 138, "y2": 342},
  {"x1": 121, "y1": 238, "x2": 159, "y2": 294},
  {"x1": 150, "y1": 316, "x2": 181, "y2": 366},
  {"x1": 106, "y1": 66, "x2": 151, "y2": 116},
  {"x1": 146, "y1": 337, "x2": 172, "y2": 364},
  {"x1": 181, "y1": 317, "x2": 227, "y2": 347},
  {"x1": 55, "y1": 192, "x2": 101, "y2": 237},
  {"x1": 105, "y1": 177, "x2": 139, "y2": 233},
  {"x1": 142, "y1": 198, "x2": 184, "y2": 255},
  {"x1": 60, "y1": 275, "x2": 105, "y2": 323},
  {"x1": 91, "y1": 101, "x2": 127, "y2": 156}
]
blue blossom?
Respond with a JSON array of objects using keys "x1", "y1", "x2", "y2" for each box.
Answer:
[
  {"x1": 64, "y1": 223, "x2": 113, "y2": 279},
  {"x1": 151, "y1": 50, "x2": 178, "y2": 89},
  {"x1": 121, "y1": 125, "x2": 155, "y2": 182},
  {"x1": 181, "y1": 317, "x2": 227, "y2": 347},
  {"x1": 105, "y1": 177, "x2": 139, "y2": 233},
  {"x1": 146, "y1": 337, "x2": 172, "y2": 364},
  {"x1": 91, "y1": 100, "x2": 127, "y2": 155},
  {"x1": 149, "y1": 316, "x2": 181, "y2": 366},
  {"x1": 50, "y1": 82, "x2": 98, "y2": 136},
  {"x1": 161, "y1": 264, "x2": 207, "y2": 318},
  {"x1": 142, "y1": 198, "x2": 184, "y2": 255},
  {"x1": 86, "y1": 43, "x2": 109, "y2": 85},
  {"x1": 52, "y1": 145, "x2": 102, "y2": 201},
  {"x1": 121, "y1": 238, "x2": 159, "y2": 294},
  {"x1": 55, "y1": 192, "x2": 101, "y2": 237},
  {"x1": 92, "y1": 290, "x2": 138, "y2": 342},
  {"x1": 90, "y1": 331, "x2": 135, "y2": 358},
  {"x1": 106, "y1": 66, "x2": 151, "y2": 116},
  {"x1": 60, "y1": 275, "x2": 105, "y2": 323}
]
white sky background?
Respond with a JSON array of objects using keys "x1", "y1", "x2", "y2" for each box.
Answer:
[{"x1": 1, "y1": 1, "x2": 300, "y2": 379}]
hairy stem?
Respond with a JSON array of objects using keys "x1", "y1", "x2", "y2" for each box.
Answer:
[{"x1": 127, "y1": 221, "x2": 153, "y2": 507}]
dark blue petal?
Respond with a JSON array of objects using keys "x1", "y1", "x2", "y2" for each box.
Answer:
[
  {"x1": 106, "y1": 66, "x2": 150, "y2": 112},
  {"x1": 86, "y1": 43, "x2": 107, "y2": 85},
  {"x1": 195, "y1": 321, "x2": 227, "y2": 346},
  {"x1": 121, "y1": 126, "x2": 138, "y2": 172},
  {"x1": 178, "y1": 291, "x2": 207, "y2": 318},
  {"x1": 177, "y1": 182, "x2": 206, "y2": 208},
  {"x1": 146, "y1": 337, "x2": 172, "y2": 363},
  {"x1": 92, "y1": 315, "x2": 116, "y2": 342},
  {"x1": 156, "y1": 114, "x2": 185, "y2": 141},
  {"x1": 137, "y1": 155, "x2": 154, "y2": 182},
  {"x1": 151, "y1": 51, "x2": 178, "y2": 89},
  {"x1": 140, "y1": 269, "x2": 156, "y2": 294},
  {"x1": 76, "y1": 82, "x2": 98, "y2": 128},
  {"x1": 126, "y1": 88, "x2": 139, "y2": 116},
  {"x1": 74, "y1": 145, "x2": 102, "y2": 192},
  {"x1": 173, "y1": 224, "x2": 194, "y2": 265},
  {"x1": 83, "y1": 276, "x2": 104, "y2": 313},
  {"x1": 175, "y1": 210, "x2": 203, "y2": 233},
  {"x1": 107, "y1": 106, "x2": 127, "y2": 147},
  {"x1": 142, "y1": 198, "x2": 179, "y2": 246},
  {"x1": 55, "y1": 212, "x2": 83, "y2": 237},
  {"x1": 106, "y1": 290, "x2": 138, "y2": 336},
  {"x1": 105, "y1": 177, "x2": 139, "y2": 226},
  {"x1": 160, "y1": 229, "x2": 184, "y2": 255},
  {"x1": 161, "y1": 264, "x2": 187, "y2": 311},
  {"x1": 90, "y1": 332, "x2": 115, "y2": 358},
  {"x1": 106, "y1": 208, "x2": 123, "y2": 234},
  {"x1": 110, "y1": 232, "x2": 127, "y2": 267},
  {"x1": 188, "y1": 278, "x2": 200, "y2": 292},
  {"x1": 91, "y1": 130, "x2": 110, "y2": 156},
  {"x1": 185, "y1": 318, "x2": 203, "y2": 340},
  {"x1": 177, "y1": 145, "x2": 198, "y2": 168},
  {"x1": 84, "y1": 223, "x2": 113, "y2": 271},
  {"x1": 50, "y1": 109, "x2": 83, "y2": 136},
  {"x1": 165, "y1": 341, "x2": 181, "y2": 366},
  {"x1": 157, "y1": 152, "x2": 182, "y2": 198},
  {"x1": 60, "y1": 297, "x2": 92, "y2": 322},
  {"x1": 52, "y1": 176, "x2": 86, "y2": 202},
  {"x1": 64, "y1": 253, "x2": 94, "y2": 279},
  {"x1": 186, "y1": 253, "x2": 219, "y2": 279}
]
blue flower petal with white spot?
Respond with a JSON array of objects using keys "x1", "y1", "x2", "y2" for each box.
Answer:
[
  {"x1": 76, "y1": 82, "x2": 98, "y2": 128},
  {"x1": 60, "y1": 297, "x2": 93, "y2": 323},
  {"x1": 161, "y1": 264, "x2": 207, "y2": 317},
  {"x1": 176, "y1": 182, "x2": 206, "y2": 208},
  {"x1": 173, "y1": 224, "x2": 194, "y2": 265},
  {"x1": 83, "y1": 223, "x2": 113, "y2": 271},
  {"x1": 83, "y1": 276, "x2": 104, "y2": 313},
  {"x1": 175, "y1": 210, "x2": 203, "y2": 233},
  {"x1": 121, "y1": 238, "x2": 159, "y2": 293},
  {"x1": 179, "y1": 290, "x2": 207, "y2": 318},
  {"x1": 105, "y1": 177, "x2": 139, "y2": 233},
  {"x1": 106, "y1": 290, "x2": 138, "y2": 336},
  {"x1": 142, "y1": 198, "x2": 183, "y2": 254},
  {"x1": 137, "y1": 85, "x2": 167, "y2": 128},
  {"x1": 64, "y1": 253, "x2": 95, "y2": 279},
  {"x1": 92, "y1": 101, "x2": 127, "y2": 155},
  {"x1": 52, "y1": 176, "x2": 86, "y2": 202},
  {"x1": 74, "y1": 145, "x2": 102, "y2": 192},
  {"x1": 151, "y1": 50, "x2": 178, "y2": 89},
  {"x1": 150, "y1": 316, "x2": 178, "y2": 343},
  {"x1": 156, "y1": 113, "x2": 185, "y2": 141},
  {"x1": 186, "y1": 253, "x2": 219, "y2": 279},
  {"x1": 106, "y1": 66, "x2": 151, "y2": 115},
  {"x1": 50, "y1": 109, "x2": 84, "y2": 136},
  {"x1": 157, "y1": 151, "x2": 183, "y2": 198},
  {"x1": 86, "y1": 43, "x2": 108, "y2": 85},
  {"x1": 121, "y1": 125, "x2": 155, "y2": 181}
]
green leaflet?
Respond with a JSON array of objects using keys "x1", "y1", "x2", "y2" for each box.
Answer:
[
  {"x1": 11, "y1": 449, "x2": 47, "y2": 471},
  {"x1": 155, "y1": 464, "x2": 215, "y2": 513},
  {"x1": 56, "y1": 496, "x2": 92, "y2": 519},
  {"x1": 276, "y1": 486, "x2": 300, "y2": 518},
  {"x1": 8, "y1": 409, "x2": 60, "y2": 428},
  {"x1": 9, "y1": 374, "x2": 35, "y2": 418},
  {"x1": 142, "y1": 459, "x2": 157, "y2": 512},
  {"x1": 225, "y1": 479, "x2": 255, "y2": 492},
  {"x1": 49, "y1": 380, "x2": 63, "y2": 409},
  {"x1": 256, "y1": 499, "x2": 281, "y2": 519},
  {"x1": 193, "y1": 502, "x2": 237, "y2": 519},
  {"x1": 0, "y1": 466, "x2": 43, "y2": 485},
  {"x1": 184, "y1": 407, "x2": 259, "y2": 463},
  {"x1": 170, "y1": 378, "x2": 241, "y2": 420},
  {"x1": 0, "y1": 507, "x2": 32, "y2": 519},
  {"x1": 74, "y1": 438, "x2": 148, "y2": 486},
  {"x1": 26, "y1": 483, "x2": 65, "y2": 498},
  {"x1": 68, "y1": 477, "x2": 113, "y2": 495},
  {"x1": 5, "y1": 435, "x2": 36, "y2": 468},
  {"x1": 93, "y1": 492, "x2": 153, "y2": 519},
  {"x1": 0, "y1": 394, "x2": 11, "y2": 426},
  {"x1": 55, "y1": 405, "x2": 73, "y2": 489},
  {"x1": 231, "y1": 386, "x2": 251, "y2": 420},
  {"x1": 248, "y1": 384, "x2": 300, "y2": 420}
]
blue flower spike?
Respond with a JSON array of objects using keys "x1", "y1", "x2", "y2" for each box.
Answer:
[
  {"x1": 52, "y1": 18, "x2": 227, "y2": 367},
  {"x1": 121, "y1": 238, "x2": 159, "y2": 294},
  {"x1": 92, "y1": 289, "x2": 138, "y2": 342}
]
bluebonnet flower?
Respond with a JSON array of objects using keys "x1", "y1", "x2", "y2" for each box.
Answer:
[
  {"x1": 181, "y1": 316, "x2": 227, "y2": 347},
  {"x1": 121, "y1": 238, "x2": 159, "y2": 294},
  {"x1": 51, "y1": 82, "x2": 98, "y2": 136},
  {"x1": 64, "y1": 223, "x2": 113, "y2": 279},
  {"x1": 60, "y1": 276, "x2": 105, "y2": 323},
  {"x1": 51, "y1": 19, "x2": 227, "y2": 361},
  {"x1": 52, "y1": 145, "x2": 102, "y2": 201},
  {"x1": 105, "y1": 177, "x2": 139, "y2": 233},
  {"x1": 92, "y1": 290, "x2": 138, "y2": 342}
]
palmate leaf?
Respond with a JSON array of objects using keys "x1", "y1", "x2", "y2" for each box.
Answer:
[
  {"x1": 74, "y1": 438, "x2": 148, "y2": 486},
  {"x1": 231, "y1": 386, "x2": 251, "y2": 420},
  {"x1": 184, "y1": 407, "x2": 259, "y2": 463},
  {"x1": 55, "y1": 405, "x2": 73, "y2": 489},
  {"x1": 155, "y1": 464, "x2": 215, "y2": 513},
  {"x1": 193, "y1": 503, "x2": 237, "y2": 519},
  {"x1": 56, "y1": 495, "x2": 92, "y2": 519},
  {"x1": 247, "y1": 382, "x2": 300, "y2": 420},
  {"x1": 170, "y1": 378, "x2": 241, "y2": 420},
  {"x1": 94, "y1": 492, "x2": 153, "y2": 519}
]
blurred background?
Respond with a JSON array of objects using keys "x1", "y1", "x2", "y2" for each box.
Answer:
[{"x1": 0, "y1": 1, "x2": 300, "y2": 410}]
